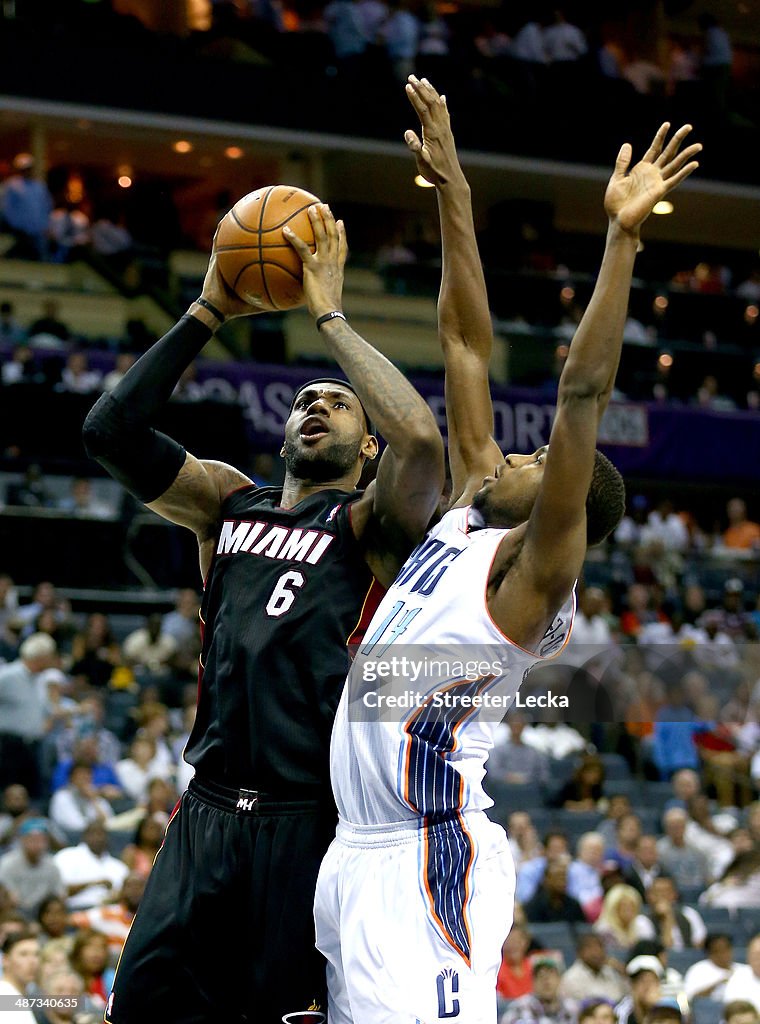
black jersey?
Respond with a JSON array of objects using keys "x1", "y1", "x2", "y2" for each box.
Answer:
[{"x1": 185, "y1": 486, "x2": 382, "y2": 794}]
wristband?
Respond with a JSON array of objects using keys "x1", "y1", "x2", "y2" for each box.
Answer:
[
  {"x1": 316, "y1": 310, "x2": 347, "y2": 331},
  {"x1": 194, "y1": 297, "x2": 226, "y2": 324}
]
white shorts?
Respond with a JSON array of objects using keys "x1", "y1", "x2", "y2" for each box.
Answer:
[{"x1": 314, "y1": 811, "x2": 515, "y2": 1024}]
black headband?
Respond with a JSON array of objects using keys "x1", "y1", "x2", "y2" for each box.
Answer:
[{"x1": 289, "y1": 378, "x2": 374, "y2": 435}]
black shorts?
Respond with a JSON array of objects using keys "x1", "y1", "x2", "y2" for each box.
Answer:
[{"x1": 105, "y1": 777, "x2": 336, "y2": 1024}]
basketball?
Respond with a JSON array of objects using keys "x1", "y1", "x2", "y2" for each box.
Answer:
[{"x1": 214, "y1": 184, "x2": 320, "y2": 311}]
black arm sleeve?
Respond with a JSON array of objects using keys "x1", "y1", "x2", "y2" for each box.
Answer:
[{"x1": 82, "y1": 315, "x2": 213, "y2": 503}]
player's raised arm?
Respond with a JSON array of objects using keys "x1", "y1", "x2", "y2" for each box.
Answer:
[
  {"x1": 490, "y1": 123, "x2": 700, "y2": 645},
  {"x1": 405, "y1": 76, "x2": 503, "y2": 507},
  {"x1": 82, "y1": 250, "x2": 261, "y2": 567},
  {"x1": 285, "y1": 204, "x2": 444, "y2": 585}
]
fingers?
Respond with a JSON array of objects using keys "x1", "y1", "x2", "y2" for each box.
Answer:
[
  {"x1": 641, "y1": 122, "x2": 670, "y2": 164},
  {"x1": 661, "y1": 141, "x2": 702, "y2": 180},
  {"x1": 405, "y1": 75, "x2": 447, "y2": 122},
  {"x1": 656, "y1": 123, "x2": 694, "y2": 167},
  {"x1": 404, "y1": 128, "x2": 422, "y2": 153},
  {"x1": 308, "y1": 203, "x2": 328, "y2": 250},
  {"x1": 282, "y1": 224, "x2": 312, "y2": 260},
  {"x1": 663, "y1": 160, "x2": 700, "y2": 191},
  {"x1": 614, "y1": 142, "x2": 632, "y2": 177},
  {"x1": 337, "y1": 219, "x2": 348, "y2": 267}
]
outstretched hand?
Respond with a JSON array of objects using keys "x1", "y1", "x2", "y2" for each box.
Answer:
[
  {"x1": 404, "y1": 75, "x2": 467, "y2": 190},
  {"x1": 605, "y1": 122, "x2": 701, "y2": 235},
  {"x1": 284, "y1": 203, "x2": 347, "y2": 320}
]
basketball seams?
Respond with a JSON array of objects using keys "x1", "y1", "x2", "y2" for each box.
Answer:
[{"x1": 219, "y1": 184, "x2": 317, "y2": 311}]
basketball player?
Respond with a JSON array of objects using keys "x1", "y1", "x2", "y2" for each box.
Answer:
[
  {"x1": 82, "y1": 203, "x2": 444, "y2": 1023},
  {"x1": 314, "y1": 79, "x2": 700, "y2": 1023}
]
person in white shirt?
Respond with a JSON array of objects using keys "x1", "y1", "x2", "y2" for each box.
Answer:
[
  {"x1": 53, "y1": 822, "x2": 128, "y2": 911},
  {"x1": 49, "y1": 763, "x2": 113, "y2": 833},
  {"x1": 724, "y1": 935, "x2": 760, "y2": 1012},
  {"x1": 567, "y1": 586, "x2": 613, "y2": 650},
  {"x1": 683, "y1": 932, "x2": 738, "y2": 1002},
  {"x1": 543, "y1": 9, "x2": 587, "y2": 63},
  {"x1": 115, "y1": 736, "x2": 170, "y2": 804},
  {"x1": 0, "y1": 930, "x2": 40, "y2": 1023}
]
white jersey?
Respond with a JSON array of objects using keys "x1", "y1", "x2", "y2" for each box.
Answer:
[{"x1": 331, "y1": 505, "x2": 575, "y2": 826}]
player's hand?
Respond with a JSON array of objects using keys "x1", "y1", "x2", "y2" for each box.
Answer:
[
  {"x1": 604, "y1": 122, "x2": 701, "y2": 237},
  {"x1": 404, "y1": 76, "x2": 467, "y2": 190},
  {"x1": 284, "y1": 204, "x2": 346, "y2": 320},
  {"x1": 197, "y1": 234, "x2": 266, "y2": 321}
]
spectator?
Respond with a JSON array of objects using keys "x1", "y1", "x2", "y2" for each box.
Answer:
[
  {"x1": 579, "y1": 1002, "x2": 616, "y2": 1024},
  {"x1": 0, "y1": 302, "x2": 26, "y2": 347},
  {"x1": 489, "y1": 717, "x2": 550, "y2": 786},
  {"x1": 597, "y1": 794, "x2": 633, "y2": 847},
  {"x1": 615, "y1": 955, "x2": 663, "y2": 1024},
  {"x1": 48, "y1": 762, "x2": 114, "y2": 833},
  {"x1": 354, "y1": 0, "x2": 387, "y2": 42},
  {"x1": 5, "y1": 467, "x2": 52, "y2": 510},
  {"x1": 68, "y1": 614, "x2": 121, "y2": 691},
  {"x1": 724, "y1": 1002, "x2": 760, "y2": 1024},
  {"x1": 51, "y1": 733, "x2": 122, "y2": 800},
  {"x1": 683, "y1": 795, "x2": 735, "y2": 877},
  {"x1": 652, "y1": 685, "x2": 710, "y2": 780},
  {"x1": 160, "y1": 589, "x2": 199, "y2": 651},
  {"x1": 27, "y1": 301, "x2": 70, "y2": 349},
  {"x1": 52, "y1": 822, "x2": 128, "y2": 911},
  {"x1": 507, "y1": 811, "x2": 543, "y2": 869},
  {"x1": 90, "y1": 208, "x2": 133, "y2": 270},
  {"x1": 656, "y1": 808, "x2": 711, "y2": 890},
  {"x1": 499, "y1": 956, "x2": 577, "y2": 1024},
  {"x1": 115, "y1": 736, "x2": 170, "y2": 804},
  {"x1": 550, "y1": 754, "x2": 605, "y2": 812},
  {"x1": 620, "y1": 584, "x2": 663, "y2": 638},
  {"x1": 521, "y1": 719, "x2": 586, "y2": 759},
  {"x1": 640, "y1": 501, "x2": 689, "y2": 553},
  {"x1": 57, "y1": 479, "x2": 113, "y2": 520},
  {"x1": 36, "y1": 896, "x2": 71, "y2": 947},
  {"x1": 1, "y1": 153, "x2": 53, "y2": 260},
  {"x1": 381, "y1": 0, "x2": 419, "y2": 82},
  {"x1": 102, "y1": 353, "x2": 136, "y2": 393},
  {"x1": 32, "y1": 967, "x2": 86, "y2": 1024},
  {"x1": 0, "y1": 633, "x2": 57, "y2": 796},
  {"x1": 516, "y1": 831, "x2": 570, "y2": 904},
  {"x1": 70, "y1": 873, "x2": 145, "y2": 963},
  {"x1": 567, "y1": 587, "x2": 612, "y2": 651},
  {"x1": 48, "y1": 201, "x2": 90, "y2": 263},
  {"x1": 0, "y1": 819, "x2": 64, "y2": 915},
  {"x1": 683, "y1": 932, "x2": 738, "y2": 1001},
  {"x1": 560, "y1": 932, "x2": 629, "y2": 1003},
  {"x1": 642, "y1": 876, "x2": 706, "y2": 950},
  {"x1": 642, "y1": 1004, "x2": 682, "y2": 1024},
  {"x1": 567, "y1": 832, "x2": 606, "y2": 920},
  {"x1": 542, "y1": 9, "x2": 587, "y2": 63},
  {"x1": 0, "y1": 930, "x2": 40, "y2": 1020},
  {"x1": 625, "y1": 835, "x2": 668, "y2": 900},
  {"x1": 510, "y1": 17, "x2": 546, "y2": 64},
  {"x1": 58, "y1": 352, "x2": 102, "y2": 395},
  {"x1": 523, "y1": 859, "x2": 587, "y2": 924},
  {"x1": 606, "y1": 813, "x2": 643, "y2": 871},
  {"x1": 699, "y1": 13, "x2": 733, "y2": 115},
  {"x1": 594, "y1": 884, "x2": 649, "y2": 954},
  {"x1": 701, "y1": 850, "x2": 760, "y2": 910},
  {"x1": 323, "y1": 0, "x2": 368, "y2": 70},
  {"x1": 120, "y1": 816, "x2": 164, "y2": 878},
  {"x1": 122, "y1": 615, "x2": 177, "y2": 684},
  {"x1": 497, "y1": 924, "x2": 534, "y2": 1002},
  {"x1": 722, "y1": 500, "x2": 760, "y2": 552},
  {"x1": 1, "y1": 344, "x2": 38, "y2": 386},
  {"x1": 0, "y1": 785, "x2": 34, "y2": 850},
  {"x1": 11, "y1": 584, "x2": 69, "y2": 633},
  {"x1": 52, "y1": 694, "x2": 121, "y2": 774},
  {"x1": 724, "y1": 935, "x2": 760, "y2": 1012},
  {"x1": 68, "y1": 928, "x2": 113, "y2": 1009}
]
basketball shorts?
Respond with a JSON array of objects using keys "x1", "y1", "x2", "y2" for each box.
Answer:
[
  {"x1": 314, "y1": 811, "x2": 515, "y2": 1024},
  {"x1": 104, "y1": 776, "x2": 335, "y2": 1024}
]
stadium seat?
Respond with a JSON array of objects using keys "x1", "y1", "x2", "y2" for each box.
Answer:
[
  {"x1": 529, "y1": 921, "x2": 580, "y2": 962},
  {"x1": 598, "y1": 753, "x2": 631, "y2": 780},
  {"x1": 736, "y1": 908, "x2": 760, "y2": 942},
  {"x1": 667, "y1": 949, "x2": 703, "y2": 974},
  {"x1": 690, "y1": 998, "x2": 724, "y2": 1024},
  {"x1": 699, "y1": 907, "x2": 734, "y2": 930},
  {"x1": 677, "y1": 884, "x2": 706, "y2": 907},
  {"x1": 604, "y1": 778, "x2": 644, "y2": 802}
]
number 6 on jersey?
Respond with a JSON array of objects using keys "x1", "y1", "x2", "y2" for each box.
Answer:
[{"x1": 266, "y1": 570, "x2": 306, "y2": 617}]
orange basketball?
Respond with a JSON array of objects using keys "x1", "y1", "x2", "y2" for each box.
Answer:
[{"x1": 214, "y1": 184, "x2": 320, "y2": 311}]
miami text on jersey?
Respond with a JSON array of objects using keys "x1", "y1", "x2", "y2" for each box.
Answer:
[{"x1": 216, "y1": 520, "x2": 335, "y2": 564}]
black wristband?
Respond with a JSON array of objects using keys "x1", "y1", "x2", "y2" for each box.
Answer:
[
  {"x1": 316, "y1": 310, "x2": 347, "y2": 331},
  {"x1": 195, "y1": 297, "x2": 226, "y2": 324}
]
